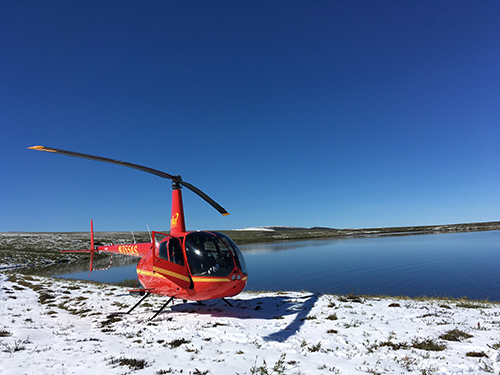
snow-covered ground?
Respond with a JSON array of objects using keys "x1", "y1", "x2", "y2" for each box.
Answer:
[{"x1": 1, "y1": 273, "x2": 499, "y2": 375}]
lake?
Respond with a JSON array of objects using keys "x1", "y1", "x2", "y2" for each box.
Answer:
[{"x1": 57, "y1": 230, "x2": 500, "y2": 301}]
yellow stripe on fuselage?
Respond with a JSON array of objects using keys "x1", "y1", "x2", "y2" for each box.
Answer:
[
  {"x1": 191, "y1": 276, "x2": 231, "y2": 282},
  {"x1": 137, "y1": 269, "x2": 161, "y2": 278},
  {"x1": 152, "y1": 266, "x2": 191, "y2": 283},
  {"x1": 191, "y1": 275, "x2": 247, "y2": 282},
  {"x1": 138, "y1": 269, "x2": 247, "y2": 284}
]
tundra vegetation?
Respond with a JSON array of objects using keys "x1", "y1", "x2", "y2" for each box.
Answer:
[{"x1": 1, "y1": 273, "x2": 499, "y2": 374}]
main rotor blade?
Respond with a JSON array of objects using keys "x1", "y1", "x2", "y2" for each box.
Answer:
[
  {"x1": 28, "y1": 145, "x2": 174, "y2": 180},
  {"x1": 28, "y1": 145, "x2": 230, "y2": 216},
  {"x1": 182, "y1": 180, "x2": 229, "y2": 216}
]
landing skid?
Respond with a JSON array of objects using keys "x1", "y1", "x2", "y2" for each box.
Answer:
[
  {"x1": 120, "y1": 293, "x2": 235, "y2": 320},
  {"x1": 122, "y1": 292, "x2": 175, "y2": 321}
]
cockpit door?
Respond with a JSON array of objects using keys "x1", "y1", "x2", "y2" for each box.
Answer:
[{"x1": 152, "y1": 232, "x2": 192, "y2": 289}]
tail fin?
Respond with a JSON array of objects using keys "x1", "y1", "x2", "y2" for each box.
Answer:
[
  {"x1": 61, "y1": 220, "x2": 96, "y2": 276},
  {"x1": 89, "y1": 220, "x2": 95, "y2": 276}
]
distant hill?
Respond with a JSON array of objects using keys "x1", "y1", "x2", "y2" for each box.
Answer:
[{"x1": 224, "y1": 221, "x2": 500, "y2": 244}]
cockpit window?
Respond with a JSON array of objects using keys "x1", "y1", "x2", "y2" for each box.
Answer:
[
  {"x1": 168, "y1": 237, "x2": 184, "y2": 266},
  {"x1": 158, "y1": 241, "x2": 169, "y2": 260},
  {"x1": 158, "y1": 237, "x2": 184, "y2": 266},
  {"x1": 185, "y1": 232, "x2": 235, "y2": 277},
  {"x1": 213, "y1": 232, "x2": 248, "y2": 275}
]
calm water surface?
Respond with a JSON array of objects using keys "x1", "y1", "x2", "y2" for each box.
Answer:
[{"x1": 58, "y1": 231, "x2": 500, "y2": 301}]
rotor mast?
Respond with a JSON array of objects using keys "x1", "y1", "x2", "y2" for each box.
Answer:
[{"x1": 170, "y1": 177, "x2": 186, "y2": 234}]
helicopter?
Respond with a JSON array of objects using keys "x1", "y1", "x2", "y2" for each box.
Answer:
[{"x1": 28, "y1": 146, "x2": 248, "y2": 319}]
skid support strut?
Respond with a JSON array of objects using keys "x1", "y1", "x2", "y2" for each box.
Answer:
[
  {"x1": 150, "y1": 296, "x2": 174, "y2": 321},
  {"x1": 126, "y1": 293, "x2": 151, "y2": 314}
]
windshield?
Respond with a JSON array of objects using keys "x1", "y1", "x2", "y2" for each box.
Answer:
[
  {"x1": 212, "y1": 232, "x2": 248, "y2": 276},
  {"x1": 185, "y1": 232, "x2": 236, "y2": 277}
]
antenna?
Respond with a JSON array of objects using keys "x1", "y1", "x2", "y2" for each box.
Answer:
[
  {"x1": 147, "y1": 225, "x2": 152, "y2": 242},
  {"x1": 131, "y1": 231, "x2": 136, "y2": 244}
]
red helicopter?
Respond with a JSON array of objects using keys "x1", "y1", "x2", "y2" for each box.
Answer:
[{"x1": 28, "y1": 146, "x2": 248, "y2": 319}]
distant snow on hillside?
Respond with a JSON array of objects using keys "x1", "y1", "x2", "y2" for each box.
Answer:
[
  {"x1": 234, "y1": 226, "x2": 307, "y2": 231},
  {"x1": 234, "y1": 227, "x2": 276, "y2": 231}
]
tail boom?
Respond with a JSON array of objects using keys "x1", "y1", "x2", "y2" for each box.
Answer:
[{"x1": 60, "y1": 220, "x2": 152, "y2": 276}]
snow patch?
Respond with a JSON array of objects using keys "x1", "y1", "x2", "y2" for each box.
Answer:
[
  {"x1": 1, "y1": 274, "x2": 499, "y2": 374},
  {"x1": 234, "y1": 226, "x2": 306, "y2": 231}
]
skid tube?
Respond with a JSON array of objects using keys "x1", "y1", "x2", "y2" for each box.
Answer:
[
  {"x1": 123, "y1": 295, "x2": 234, "y2": 320},
  {"x1": 122, "y1": 293, "x2": 175, "y2": 321}
]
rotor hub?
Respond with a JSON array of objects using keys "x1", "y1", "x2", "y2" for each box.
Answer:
[{"x1": 171, "y1": 175, "x2": 183, "y2": 190}]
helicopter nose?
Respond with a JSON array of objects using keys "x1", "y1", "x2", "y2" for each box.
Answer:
[
  {"x1": 231, "y1": 269, "x2": 241, "y2": 281},
  {"x1": 230, "y1": 270, "x2": 247, "y2": 284}
]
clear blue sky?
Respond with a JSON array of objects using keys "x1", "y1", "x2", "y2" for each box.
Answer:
[{"x1": 1, "y1": 1, "x2": 499, "y2": 232}]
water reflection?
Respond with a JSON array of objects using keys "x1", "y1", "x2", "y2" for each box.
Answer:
[
  {"x1": 240, "y1": 239, "x2": 334, "y2": 254},
  {"x1": 241, "y1": 231, "x2": 500, "y2": 301},
  {"x1": 53, "y1": 255, "x2": 139, "y2": 283}
]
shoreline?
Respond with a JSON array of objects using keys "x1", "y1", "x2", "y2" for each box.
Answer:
[{"x1": 1, "y1": 221, "x2": 499, "y2": 281}]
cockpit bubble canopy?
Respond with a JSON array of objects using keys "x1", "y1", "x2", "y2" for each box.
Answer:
[{"x1": 185, "y1": 231, "x2": 247, "y2": 277}]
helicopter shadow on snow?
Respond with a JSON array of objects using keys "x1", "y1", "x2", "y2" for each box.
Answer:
[{"x1": 165, "y1": 293, "x2": 320, "y2": 342}]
